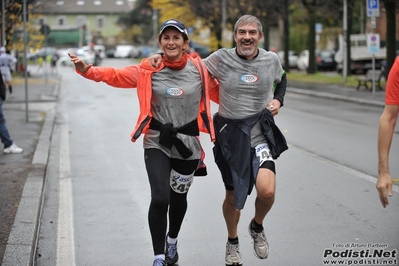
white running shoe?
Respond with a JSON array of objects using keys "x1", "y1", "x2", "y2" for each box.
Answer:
[
  {"x1": 248, "y1": 221, "x2": 269, "y2": 259},
  {"x1": 3, "y1": 143, "x2": 23, "y2": 154},
  {"x1": 225, "y1": 241, "x2": 243, "y2": 266}
]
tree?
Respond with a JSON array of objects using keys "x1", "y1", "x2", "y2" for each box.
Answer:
[
  {"x1": 117, "y1": 0, "x2": 153, "y2": 44},
  {"x1": 1, "y1": 0, "x2": 44, "y2": 53},
  {"x1": 297, "y1": 0, "x2": 342, "y2": 73},
  {"x1": 300, "y1": 0, "x2": 325, "y2": 74},
  {"x1": 345, "y1": 0, "x2": 356, "y2": 77},
  {"x1": 1, "y1": 0, "x2": 23, "y2": 51},
  {"x1": 382, "y1": 0, "x2": 397, "y2": 75}
]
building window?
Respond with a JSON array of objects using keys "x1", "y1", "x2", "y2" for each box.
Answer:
[
  {"x1": 76, "y1": 1, "x2": 85, "y2": 5},
  {"x1": 38, "y1": 18, "x2": 45, "y2": 26},
  {"x1": 56, "y1": 1, "x2": 65, "y2": 5},
  {"x1": 115, "y1": 0, "x2": 123, "y2": 5},
  {"x1": 93, "y1": 0, "x2": 101, "y2": 5},
  {"x1": 57, "y1": 16, "x2": 67, "y2": 26},
  {"x1": 96, "y1": 16, "x2": 105, "y2": 29}
]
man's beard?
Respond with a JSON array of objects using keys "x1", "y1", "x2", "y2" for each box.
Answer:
[{"x1": 239, "y1": 44, "x2": 255, "y2": 57}]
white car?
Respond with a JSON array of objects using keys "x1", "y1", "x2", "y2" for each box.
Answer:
[
  {"x1": 114, "y1": 45, "x2": 140, "y2": 58},
  {"x1": 57, "y1": 48, "x2": 79, "y2": 66},
  {"x1": 277, "y1": 50, "x2": 299, "y2": 69},
  {"x1": 57, "y1": 47, "x2": 95, "y2": 66},
  {"x1": 296, "y1": 50, "x2": 309, "y2": 71},
  {"x1": 81, "y1": 45, "x2": 106, "y2": 59}
]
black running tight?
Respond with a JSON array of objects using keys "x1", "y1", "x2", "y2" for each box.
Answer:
[{"x1": 144, "y1": 148, "x2": 199, "y2": 255}]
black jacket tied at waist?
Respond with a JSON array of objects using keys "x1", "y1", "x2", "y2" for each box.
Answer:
[
  {"x1": 213, "y1": 109, "x2": 288, "y2": 210},
  {"x1": 149, "y1": 118, "x2": 199, "y2": 159}
]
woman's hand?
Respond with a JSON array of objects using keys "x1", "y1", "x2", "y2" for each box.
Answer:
[{"x1": 68, "y1": 53, "x2": 92, "y2": 73}]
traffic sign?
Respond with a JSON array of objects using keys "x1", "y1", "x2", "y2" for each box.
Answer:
[
  {"x1": 367, "y1": 33, "x2": 380, "y2": 54},
  {"x1": 366, "y1": 0, "x2": 380, "y2": 17}
]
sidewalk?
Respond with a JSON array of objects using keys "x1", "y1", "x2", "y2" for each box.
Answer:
[
  {"x1": 288, "y1": 81, "x2": 385, "y2": 107},
  {"x1": 0, "y1": 70, "x2": 386, "y2": 266},
  {"x1": 0, "y1": 66, "x2": 59, "y2": 266}
]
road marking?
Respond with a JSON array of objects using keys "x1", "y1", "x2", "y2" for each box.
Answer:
[
  {"x1": 289, "y1": 144, "x2": 399, "y2": 193},
  {"x1": 56, "y1": 121, "x2": 76, "y2": 266}
]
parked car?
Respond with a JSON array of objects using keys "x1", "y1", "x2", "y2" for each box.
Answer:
[
  {"x1": 297, "y1": 49, "x2": 337, "y2": 71},
  {"x1": 296, "y1": 50, "x2": 309, "y2": 71},
  {"x1": 114, "y1": 45, "x2": 140, "y2": 58},
  {"x1": 277, "y1": 50, "x2": 299, "y2": 69},
  {"x1": 28, "y1": 47, "x2": 57, "y2": 61},
  {"x1": 192, "y1": 44, "x2": 211, "y2": 58},
  {"x1": 57, "y1": 47, "x2": 79, "y2": 66},
  {"x1": 316, "y1": 50, "x2": 337, "y2": 71},
  {"x1": 105, "y1": 48, "x2": 116, "y2": 58},
  {"x1": 81, "y1": 45, "x2": 106, "y2": 59},
  {"x1": 137, "y1": 45, "x2": 160, "y2": 58},
  {"x1": 77, "y1": 47, "x2": 96, "y2": 65}
]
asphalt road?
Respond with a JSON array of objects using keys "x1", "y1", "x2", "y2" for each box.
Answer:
[{"x1": 2, "y1": 59, "x2": 398, "y2": 266}]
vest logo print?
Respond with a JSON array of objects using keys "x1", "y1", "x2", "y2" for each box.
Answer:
[
  {"x1": 240, "y1": 74, "x2": 258, "y2": 83},
  {"x1": 166, "y1": 87, "x2": 184, "y2": 96}
]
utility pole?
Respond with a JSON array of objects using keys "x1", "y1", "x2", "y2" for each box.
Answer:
[
  {"x1": 1, "y1": 0, "x2": 6, "y2": 47},
  {"x1": 222, "y1": 0, "x2": 226, "y2": 47},
  {"x1": 343, "y1": 0, "x2": 348, "y2": 83},
  {"x1": 366, "y1": 0, "x2": 380, "y2": 98},
  {"x1": 152, "y1": 9, "x2": 158, "y2": 51},
  {"x1": 22, "y1": 0, "x2": 29, "y2": 122}
]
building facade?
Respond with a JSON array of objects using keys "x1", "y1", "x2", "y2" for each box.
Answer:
[{"x1": 31, "y1": 0, "x2": 136, "y2": 48}]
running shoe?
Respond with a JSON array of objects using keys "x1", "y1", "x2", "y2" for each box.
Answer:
[
  {"x1": 225, "y1": 241, "x2": 243, "y2": 266},
  {"x1": 165, "y1": 240, "x2": 178, "y2": 265},
  {"x1": 153, "y1": 258, "x2": 166, "y2": 266},
  {"x1": 248, "y1": 221, "x2": 269, "y2": 259},
  {"x1": 3, "y1": 143, "x2": 23, "y2": 154}
]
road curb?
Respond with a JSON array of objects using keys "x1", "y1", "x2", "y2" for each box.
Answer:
[
  {"x1": 1, "y1": 93, "x2": 57, "y2": 266},
  {"x1": 287, "y1": 87, "x2": 385, "y2": 107}
]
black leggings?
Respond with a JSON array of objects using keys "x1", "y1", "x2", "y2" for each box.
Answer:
[{"x1": 144, "y1": 148, "x2": 199, "y2": 255}]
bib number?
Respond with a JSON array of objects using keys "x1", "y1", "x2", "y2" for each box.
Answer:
[
  {"x1": 255, "y1": 143, "x2": 274, "y2": 166},
  {"x1": 170, "y1": 169, "x2": 194, "y2": 194}
]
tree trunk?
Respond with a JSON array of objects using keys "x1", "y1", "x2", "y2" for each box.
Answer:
[
  {"x1": 283, "y1": 0, "x2": 290, "y2": 72},
  {"x1": 383, "y1": 0, "x2": 397, "y2": 75},
  {"x1": 346, "y1": 0, "x2": 354, "y2": 75},
  {"x1": 307, "y1": 11, "x2": 316, "y2": 74}
]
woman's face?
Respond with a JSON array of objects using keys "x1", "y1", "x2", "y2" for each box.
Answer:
[{"x1": 159, "y1": 27, "x2": 188, "y2": 62}]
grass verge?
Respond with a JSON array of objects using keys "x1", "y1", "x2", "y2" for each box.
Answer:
[{"x1": 286, "y1": 70, "x2": 386, "y2": 89}]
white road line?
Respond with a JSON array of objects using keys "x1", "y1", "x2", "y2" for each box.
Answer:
[
  {"x1": 289, "y1": 144, "x2": 399, "y2": 193},
  {"x1": 56, "y1": 121, "x2": 76, "y2": 266}
]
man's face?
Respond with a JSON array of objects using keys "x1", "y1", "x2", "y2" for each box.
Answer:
[{"x1": 234, "y1": 23, "x2": 263, "y2": 60}]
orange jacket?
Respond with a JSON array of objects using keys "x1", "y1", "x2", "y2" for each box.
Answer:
[{"x1": 77, "y1": 55, "x2": 219, "y2": 143}]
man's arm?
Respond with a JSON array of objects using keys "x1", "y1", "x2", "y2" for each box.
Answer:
[
  {"x1": 268, "y1": 71, "x2": 287, "y2": 116},
  {"x1": 377, "y1": 104, "x2": 399, "y2": 207}
]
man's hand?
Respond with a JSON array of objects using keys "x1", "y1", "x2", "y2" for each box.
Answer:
[
  {"x1": 266, "y1": 99, "x2": 281, "y2": 116},
  {"x1": 68, "y1": 53, "x2": 92, "y2": 73},
  {"x1": 148, "y1": 54, "x2": 163, "y2": 69},
  {"x1": 376, "y1": 173, "x2": 393, "y2": 208}
]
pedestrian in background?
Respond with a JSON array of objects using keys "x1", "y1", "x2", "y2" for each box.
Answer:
[
  {"x1": 0, "y1": 47, "x2": 17, "y2": 98},
  {"x1": 149, "y1": 14, "x2": 288, "y2": 266},
  {"x1": 51, "y1": 52, "x2": 59, "y2": 74},
  {"x1": 37, "y1": 56, "x2": 44, "y2": 73},
  {"x1": 69, "y1": 19, "x2": 218, "y2": 266},
  {"x1": 377, "y1": 56, "x2": 399, "y2": 208},
  {"x1": 0, "y1": 69, "x2": 23, "y2": 154}
]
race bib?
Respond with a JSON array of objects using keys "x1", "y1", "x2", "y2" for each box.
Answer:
[
  {"x1": 255, "y1": 143, "x2": 274, "y2": 166},
  {"x1": 170, "y1": 169, "x2": 194, "y2": 194}
]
